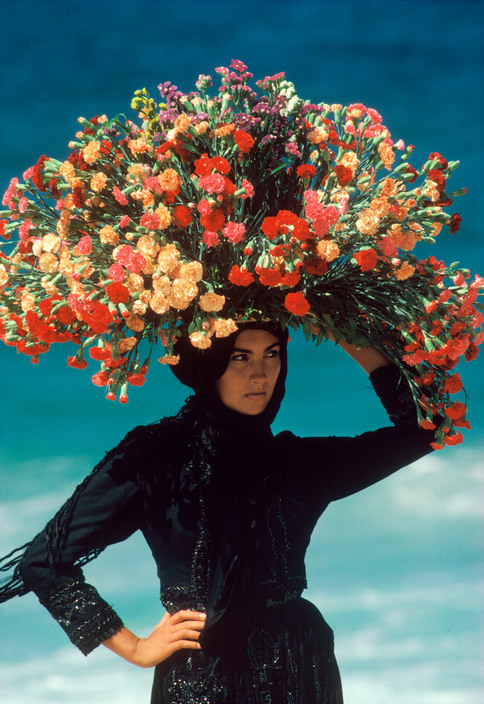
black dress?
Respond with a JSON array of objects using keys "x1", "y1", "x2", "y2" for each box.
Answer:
[{"x1": 17, "y1": 365, "x2": 435, "y2": 703}]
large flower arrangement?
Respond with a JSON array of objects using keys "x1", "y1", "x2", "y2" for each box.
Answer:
[{"x1": 1, "y1": 60, "x2": 483, "y2": 448}]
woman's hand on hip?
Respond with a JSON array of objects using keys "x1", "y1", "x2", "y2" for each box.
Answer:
[{"x1": 102, "y1": 610, "x2": 207, "y2": 668}]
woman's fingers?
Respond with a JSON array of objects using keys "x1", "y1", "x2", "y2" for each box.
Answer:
[{"x1": 170, "y1": 610, "x2": 206, "y2": 624}]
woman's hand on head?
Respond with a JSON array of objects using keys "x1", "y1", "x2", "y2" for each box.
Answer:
[{"x1": 102, "y1": 610, "x2": 206, "y2": 668}]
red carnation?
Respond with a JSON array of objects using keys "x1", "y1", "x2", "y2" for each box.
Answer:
[
  {"x1": 281, "y1": 271, "x2": 301, "y2": 287},
  {"x1": 72, "y1": 184, "x2": 86, "y2": 207},
  {"x1": 429, "y1": 152, "x2": 448, "y2": 169},
  {"x1": 261, "y1": 216, "x2": 281, "y2": 240},
  {"x1": 404, "y1": 165, "x2": 419, "y2": 183},
  {"x1": 127, "y1": 373, "x2": 146, "y2": 386},
  {"x1": 296, "y1": 164, "x2": 317, "y2": 180},
  {"x1": 228, "y1": 265, "x2": 254, "y2": 286},
  {"x1": 82, "y1": 301, "x2": 113, "y2": 334},
  {"x1": 194, "y1": 154, "x2": 213, "y2": 176},
  {"x1": 427, "y1": 169, "x2": 446, "y2": 191},
  {"x1": 173, "y1": 205, "x2": 193, "y2": 228},
  {"x1": 67, "y1": 356, "x2": 88, "y2": 370},
  {"x1": 89, "y1": 346, "x2": 113, "y2": 361},
  {"x1": 444, "y1": 401, "x2": 466, "y2": 420},
  {"x1": 284, "y1": 291, "x2": 310, "y2": 316},
  {"x1": 210, "y1": 156, "x2": 231, "y2": 175},
  {"x1": 334, "y1": 164, "x2": 353, "y2": 186},
  {"x1": 305, "y1": 257, "x2": 328, "y2": 276},
  {"x1": 31, "y1": 155, "x2": 48, "y2": 192},
  {"x1": 106, "y1": 282, "x2": 130, "y2": 304},
  {"x1": 449, "y1": 213, "x2": 462, "y2": 234},
  {"x1": 200, "y1": 208, "x2": 225, "y2": 232},
  {"x1": 234, "y1": 130, "x2": 255, "y2": 154},
  {"x1": 444, "y1": 432, "x2": 463, "y2": 446},
  {"x1": 354, "y1": 248, "x2": 377, "y2": 272},
  {"x1": 256, "y1": 267, "x2": 283, "y2": 287},
  {"x1": 92, "y1": 371, "x2": 110, "y2": 386},
  {"x1": 55, "y1": 305, "x2": 77, "y2": 326},
  {"x1": 292, "y1": 220, "x2": 311, "y2": 242}
]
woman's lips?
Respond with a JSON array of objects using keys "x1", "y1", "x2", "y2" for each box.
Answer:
[{"x1": 245, "y1": 392, "x2": 266, "y2": 400}]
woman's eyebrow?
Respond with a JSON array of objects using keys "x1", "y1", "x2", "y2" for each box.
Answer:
[{"x1": 231, "y1": 342, "x2": 281, "y2": 354}]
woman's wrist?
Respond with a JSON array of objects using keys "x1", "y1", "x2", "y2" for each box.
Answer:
[
  {"x1": 337, "y1": 338, "x2": 391, "y2": 374},
  {"x1": 311, "y1": 323, "x2": 390, "y2": 374},
  {"x1": 102, "y1": 627, "x2": 148, "y2": 667}
]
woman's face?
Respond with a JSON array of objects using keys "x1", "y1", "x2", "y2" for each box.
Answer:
[{"x1": 214, "y1": 329, "x2": 282, "y2": 415}]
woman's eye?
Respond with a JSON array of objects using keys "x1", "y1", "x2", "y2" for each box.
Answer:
[
  {"x1": 231, "y1": 354, "x2": 248, "y2": 362},
  {"x1": 265, "y1": 349, "x2": 280, "y2": 358}
]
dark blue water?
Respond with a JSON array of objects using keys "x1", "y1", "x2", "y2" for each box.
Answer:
[{"x1": 0, "y1": 1, "x2": 483, "y2": 702}]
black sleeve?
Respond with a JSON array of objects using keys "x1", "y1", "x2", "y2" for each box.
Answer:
[
  {"x1": 19, "y1": 430, "x2": 145, "y2": 655},
  {"x1": 282, "y1": 364, "x2": 436, "y2": 505}
]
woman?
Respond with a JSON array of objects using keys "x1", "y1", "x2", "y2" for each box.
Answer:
[{"x1": 1, "y1": 323, "x2": 436, "y2": 703}]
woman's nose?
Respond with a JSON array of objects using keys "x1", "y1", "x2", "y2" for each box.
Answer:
[{"x1": 250, "y1": 360, "x2": 267, "y2": 380}]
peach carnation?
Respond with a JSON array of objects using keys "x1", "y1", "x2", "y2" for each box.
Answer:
[
  {"x1": 0, "y1": 264, "x2": 8, "y2": 287},
  {"x1": 174, "y1": 114, "x2": 192, "y2": 134},
  {"x1": 90, "y1": 172, "x2": 108, "y2": 193},
  {"x1": 155, "y1": 204, "x2": 172, "y2": 229},
  {"x1": 212, "y1": 317, "x2": 238, "y2": 338},
  {"x1": 100, "y1": 225, "x2": 119, "y2": 245},
  {"x1": 189, "y1": 331, "x2": 212, "y2": 349},
  {"x1": 179, "y1": 261, "x2": 204, "y2": 282},
  {"x1": 38, "y1": 253, "x2": 58, "y2": 273},
  {"x1": 82, "y1": 141, "x2": 102, "y2": 164},
  {"x1": 170, "y1": 278, "x2": 198, "y2": 309},
  {"x1": 157, "y1": 244, "x2": 180, "y2": 273},
  {"x1": 394, "y1": 262, "x2": 415, "y2": 280},
  {"x1": 378, "y1": 142, "x2": 395, "y2": 169},
  {"x1": 152, "y1": 275, "x2": 172, "y2": 296},
  {"x1": 125, "y1": 313, "x2": 145, "y2": 332},
  {"x1": 316, "y1": 239, "x2": 340, "y2": 262},
  {"x1": 150, "y1": 293, "x2": 170, "y2": 315},
  {"x1": 128, "y1": 137, "x2": 151, "y2": 154},
  {"x1": 199, "y1": 292, "x2": 225, "y2": 312},
  {"x1": 356, "y1": 208, "x2": 380, "y2": 236},
  {"x1": 137, "y1": 234, "x2": 159, "y2": 259},
  {"x1": 158, "y1": 355, "x2": 180, "y2": 365},
  {"x1": 307, "y1": 127, "x2": 328, "y2": 144},
  {"x1": 158, "y1": 169, "x2": 181, "y2": 192},
  {"x1": 339, "y1": 150, "x2": 359, "y2": 170},
  {"x1": 42, "y1": 233, "x2": 61, "y2": 253}
]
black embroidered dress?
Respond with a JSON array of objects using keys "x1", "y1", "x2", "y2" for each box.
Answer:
[{"x1": 16, "y1": 365, "x2": 435, "y2": 704}]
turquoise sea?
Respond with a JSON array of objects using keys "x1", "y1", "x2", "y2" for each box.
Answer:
[{"x1": 0, "y1": 1, "x2": 483, "y2": 702}]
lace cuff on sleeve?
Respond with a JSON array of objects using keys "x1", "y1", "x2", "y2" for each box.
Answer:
[
  {"x1": 369, "y1": 364, "x2": 418, "y2": 428},
  {"x1": 39, "y1": 577, "x2": 124, "y2": 655}
]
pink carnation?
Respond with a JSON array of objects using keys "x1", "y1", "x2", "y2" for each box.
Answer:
[
  {"x1": 380, "y1": 236, "x2": 398, "y2": 257},
  {"x1": 222, "y1": 221, "x2": 246, "y2": 244},
  {"x1": 109, "y1": 263, "x2": 125, "y2": 282},
  {"x1": 77, "y1": 235, "x2": 92, "y2": 255},
  {"x1": 113, "y1": 186, "x2": 128, "y2": 205},
  {"x1": 197, "y1": 199, "x2": 212, "y2": 215},
  {"x1": 242, "y1": 179, "x2": 254, "y2": 197},
  {"x1": 198, "y1": 173, "x2": 226, "y2": 194},
  {"x1": 140, "y1": 211, "x2": 160, "y2": 229},
  {"x1": 19, "y1": 219, "x2": 32, "y2": 240},
  {"x1": 114, "y1": 244, "x2": 146, "y2": 273},
  {"x1": 201, "y1": 230, "x2": 220, "y2": 247}
]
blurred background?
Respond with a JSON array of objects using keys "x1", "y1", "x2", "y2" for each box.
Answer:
[{"x1": 0, "y1": 1, "x2": 482, "y2": 702}]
